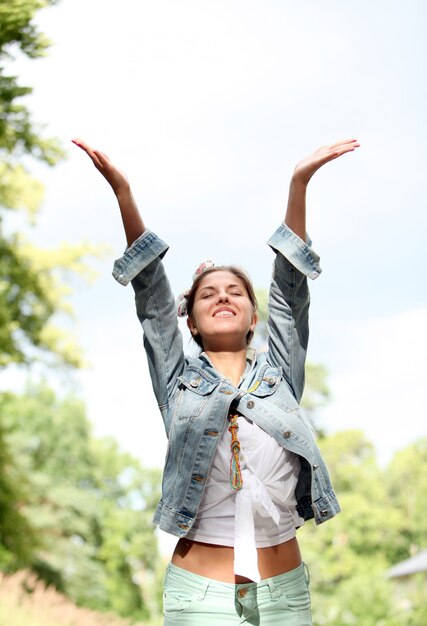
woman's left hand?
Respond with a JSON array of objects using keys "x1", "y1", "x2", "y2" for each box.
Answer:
[{"x1": 293, "y1": 138, "x2": 360, "y2": 186}]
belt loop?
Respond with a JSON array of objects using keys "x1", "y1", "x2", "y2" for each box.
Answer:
[
  {"x1": 197, "y1": 579, "x2": 210, "y2": 601},
  {"x1": 303, "y1": 562, "x2": 310, "y2": 587},
  {"x1": 268, "y1": 579, "x2": 281, "y2": 601}
]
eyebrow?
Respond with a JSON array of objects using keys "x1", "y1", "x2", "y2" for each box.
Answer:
[{"x1": 199, "y1": 283, "x2": 244, "y2": 293}]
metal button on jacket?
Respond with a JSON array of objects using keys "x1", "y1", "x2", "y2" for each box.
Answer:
[
  {"x1": 247, "y1": 400, "x2": 255, "y2": 409},
  {"x1": 283, "y1": 430, "x2": 292, "y2": 438},
  {"x1": 190, "y1": 380, "x2": 199, "y2": 388}
]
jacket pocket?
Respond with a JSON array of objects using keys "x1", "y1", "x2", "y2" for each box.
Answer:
[
  {"x1": 172, "y1": 367, "x2": 220, "y2": 421},
  {"x1": 177, "y1": 366, "x2": 220, "y2": 396},
  {"x1": 250, "y1": 367, "x2": 301, "y2": 413},
  {"x1": 248, "y1": 366, "x2": 282, "y2": 397}
]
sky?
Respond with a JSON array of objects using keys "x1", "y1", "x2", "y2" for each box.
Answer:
[{"x1": 3, "y1": 0, "x2": 427, "y2": 479}]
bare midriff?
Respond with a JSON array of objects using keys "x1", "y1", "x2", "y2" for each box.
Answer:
[{"x1": 171, "y1": 536, "x2": 302, "y2": 583}]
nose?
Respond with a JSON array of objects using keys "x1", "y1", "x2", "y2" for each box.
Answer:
[{"x1": 216, "y1": 290, "x2": 229, "y2": 303}]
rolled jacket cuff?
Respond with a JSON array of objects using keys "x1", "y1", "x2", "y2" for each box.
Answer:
[
  {"x1": 267, "y1": 223, "x2": 321, "y2": 280},
  {"x1": 112, "y1": 229, "x2": 169, "y2": 286}
]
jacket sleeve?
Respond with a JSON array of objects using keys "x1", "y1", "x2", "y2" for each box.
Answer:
[
  {"x1": 266, "y1": 223, "x2": 321, "y2": 403},
  {"x1": 112, "y1": 230, "x2": 185, "y2": 414}
]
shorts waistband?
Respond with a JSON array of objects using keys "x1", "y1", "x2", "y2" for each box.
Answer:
[{"x1": 165, "y1": 561, "x2": 307, "y2": 597}]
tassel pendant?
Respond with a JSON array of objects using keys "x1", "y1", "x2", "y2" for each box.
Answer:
[{"x1": 228, "y1": 413, "x2": 243, "y2": 490}]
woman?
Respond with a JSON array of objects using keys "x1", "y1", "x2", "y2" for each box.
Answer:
[{"x1": 73, "y1": 137, "x2": 359, "y2": 625}]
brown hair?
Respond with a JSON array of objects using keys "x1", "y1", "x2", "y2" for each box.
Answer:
[{"x1": 186, "y1": 265, "x2": 258, "y2": 349}]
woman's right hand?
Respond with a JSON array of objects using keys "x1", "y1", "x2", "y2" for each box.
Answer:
[
  {"x1": 72, "y1": 138, "x2": 145, "y2": 245},
  {"x1": 72, "y1": 138, "x2": 129, "y2": 196}
]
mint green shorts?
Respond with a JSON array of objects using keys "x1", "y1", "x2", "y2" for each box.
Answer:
[{"x1": 163, "y1": 562, "x2": 312, "y2": 625}]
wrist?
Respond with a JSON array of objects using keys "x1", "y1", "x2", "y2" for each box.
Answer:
[
  {"x1": 114, "y1": 181, "x2": 131, "y2": 199},
  {"x1": 290, "y1": 172, "x2": 309, "y2": 190}
]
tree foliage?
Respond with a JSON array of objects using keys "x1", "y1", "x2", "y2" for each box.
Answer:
[
  {"x1": 0, "y1": 417, "x2": 39, "y2": 569},
  {"x1": 299, "y1": 431, "x2": 427, "y2": 626},
  {"x1": 0, "y1": 5, "x2": 164, "y2": 620},
  {"x1": 0, "y1": 2, "x2": 109, "y2": 599},
  {"x1": 0, "y1": 0, "x2": 103, "y2": 369},
  {"x1": 0, "y1": 384, "x2": 162, "y2": 619},
  {"x1": 0, "y1": 0, "x2": 62, "y2": 165}
]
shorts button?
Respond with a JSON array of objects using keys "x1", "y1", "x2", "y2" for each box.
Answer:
[
  {"x1": 247, "y1": 400, "x2": 255, "y2": 409},
  {"x1": 237, "y1": 588, "x2": 248, "y2": 598}
]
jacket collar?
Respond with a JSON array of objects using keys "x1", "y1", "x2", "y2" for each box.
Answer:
[{"x1": 199, "y1": 347, "x2": 258, "y2": 387}]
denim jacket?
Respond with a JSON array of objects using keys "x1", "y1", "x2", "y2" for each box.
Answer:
[{"x1": 112, "y1": 223, "x2": 340, "y2": 538}]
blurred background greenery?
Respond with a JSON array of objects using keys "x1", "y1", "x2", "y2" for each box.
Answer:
[{"x1": 0, "y1": 1, "x2": 426, "y2": 625}]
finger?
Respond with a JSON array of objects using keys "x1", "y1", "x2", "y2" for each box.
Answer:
[
  {"x1": 329, "y1": 138, "x2": 357, "y2": 148},
  {"x1": 332, "y1": 142, "x2": 361, "y2": 156},
  {"x1": 71, "y1": 137, "x2": 94, "y2": 154},
  {"x1": 329, "y1": 138, "x2": 360, "y2": 150},
  {"x1": 319, "y1": 143, "x2": 359, "y2": 162},
  {"x1": 319, "y1": 141, "x2": 360, "y2": 162},
  {"x1": 72, "y1": 138, "x2": 104, "y2": 170},
  {"x1": 93, "y1": 149, "x2": 112, "y2": 166},
  {"x1": 313, "y1": 143, "x2": 358, "y2": 169}
]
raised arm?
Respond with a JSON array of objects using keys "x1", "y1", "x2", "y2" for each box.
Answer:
[
  {"x1": 285, "y1": 138, "x2": 360, "y2": 238},
  {"x1": 267, "y1": 139, "x2": 360, "y2": 401},
  {"x1": 73, "y1": 139, "x2": 185, "y2": 430}
]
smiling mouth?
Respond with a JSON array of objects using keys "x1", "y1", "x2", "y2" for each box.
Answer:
[{"x1": 213, "y1": 309, "x2": 235, "y2": 318}]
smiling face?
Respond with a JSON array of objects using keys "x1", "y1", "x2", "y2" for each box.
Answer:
[{"x1": 187, "y1": 269, "x2": 258, "y2": 351}]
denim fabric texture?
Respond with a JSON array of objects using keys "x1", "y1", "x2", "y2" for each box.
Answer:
[
  {"x1": 163, "y1": 562, "x2": 313, "y2": 625},
  {"x1": 112, "y1": 223, "x2": 340, "y2": 538}
]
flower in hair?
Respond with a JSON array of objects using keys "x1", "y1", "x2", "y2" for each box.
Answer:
[
  {"x1": 193, "y1": 259, "x2": 215, "y2": 278},
  {"x1": 177, "y1": 289, "x2": 190, "y2": 317},
  {"x1": 177, "y1": 259, "x2": 214, "y2": 317}
]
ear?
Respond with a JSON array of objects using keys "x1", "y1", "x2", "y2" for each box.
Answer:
[
  {"x1": 187, "y1": 317, "x2": 198, "y2": 336},
  {"x1": 250, "y1": 312, "x2": 258, "y2": 332}
]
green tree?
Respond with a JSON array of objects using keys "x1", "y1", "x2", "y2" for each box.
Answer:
[
  {"x1": 298, "y1": 430, "x2": 427, "y2": 626},
  {"x1": 385, "y1": 438, "x2": 427, "y2": 560},
  {"x1": 0, "y1": 418, "x2": 38, "y2": 570},
  {"x1": 0, "y1": 0, "x2": 62, "y2": 165},
  {"x1": 0, "y1": 0, "x2": 105, "y2": 587},
  {"x1": 0, "y1": 384, "x2": 162, "y2": 619},
  {"x1": 0, "y1": 0, "x2": 102, "y2": 368}
]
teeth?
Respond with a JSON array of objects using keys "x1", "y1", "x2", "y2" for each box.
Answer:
[{"x1": 214, "y1": 310, "x2": 234, "y2": 318}]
